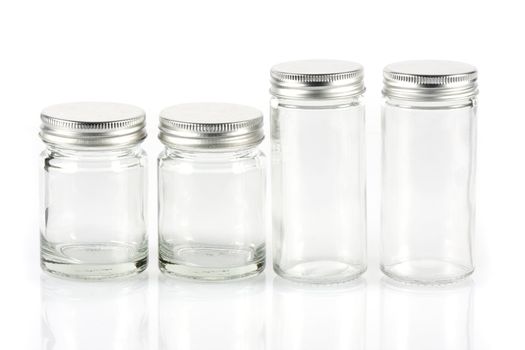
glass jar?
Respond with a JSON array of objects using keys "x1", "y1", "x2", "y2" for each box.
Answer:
[
  {"x1": 270, "y1": 60, "x2": 367, "y2": 283},
  {"x1": 158, "y1": 103, "x2": 266, "y2": 281},
  {"x1": 381, "y1": 60, "x2": 478, "y2": 284},
  {"x1": 39, "y1": 102, "x2": 148, "y2": 279}
]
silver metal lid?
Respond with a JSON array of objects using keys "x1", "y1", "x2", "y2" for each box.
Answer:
[
  {"x1": 40, "y1": 102, "x2": 147, "y2": 148},
  {"x1": 270, "y1": 59, "x2": 365, "y2": 99},
  {"x1": 159, "y1": 103, "x2": 264, "y2": 150},
  {"x1": 383, "y1": 60, "x2": 478, "y2": 102}
]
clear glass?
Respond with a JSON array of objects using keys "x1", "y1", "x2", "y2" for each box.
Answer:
[
  {"x1": 40, "y1": 145, "x2": 148, "y2": 279},
  {"x1": 381, "y1": 98, "x2": 477, "y2": 284},
  {"x1": 158, "y1": 146, "x2": 266, "y2": 281},
  {"x1": 271, "y1": 96, "x2": 367, "y2": 283},
  {"x1": 380, "y1": 279, "x2": 473, "y2": 350}
]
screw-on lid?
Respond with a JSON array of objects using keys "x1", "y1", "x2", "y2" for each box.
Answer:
[
  {"x1": 270, "y1": 59, "x2": 365, "y2": 99},
  {"x1": 383, "y1": 60, "x2": 478, "y2": 102},
  {"x1": 40, "y1": 102, "x2": 147, "y2": 148},
  {"x1": 159, "y1": 103, "x2": 264, "y2": 150}
]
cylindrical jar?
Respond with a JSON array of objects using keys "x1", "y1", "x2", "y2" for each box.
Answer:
[
  {"x1": 158, "y1": 103, "x2": 266, "y2": 281},
  {"x1": 39, "y1": 102, "x2": 148, "y2": 279},
  {"x1": 381, "y1": 60, "x2": 478, "y2": 284},
  {"x1": 270, "y1": 60, "x2": 367, "y2": 283}
]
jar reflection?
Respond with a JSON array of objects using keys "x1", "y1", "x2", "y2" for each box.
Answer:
[
  {"x1": 158, "y1": 275, "x2": 265, "y2": 350},
  {"x1": 272, "y1": 278, "x2": 366, "y2": 350},
  {"x1": 380, "y1": 278, "x2": 473, "y2": 350},
  {"x1": 41, "y1": 274, "x2": 148, "y2": 350}
]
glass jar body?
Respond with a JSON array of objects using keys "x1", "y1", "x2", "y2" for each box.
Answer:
[
  {"x1": 40, "y1": 145, "x2": 148, "y2": 279},
  {"x1": 381, "y1": 98, "x2": 477, "y2": 284},
  {"x1": 271, "y1": 96, "x2": 367, "y2": 283},
  {"x1": 158, "y1": 146, "x2": 266, "y2": 281}
]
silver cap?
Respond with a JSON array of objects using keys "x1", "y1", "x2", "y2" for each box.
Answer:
[
  {"x1": 40, "y1": 102, "x2": 147, "y2": 148},
  {"x1": 159, "y1": 103, "x2": 264, "y2": 150},
  {"x1": 383, "y1": 60, "x2": 478, "y2": 102},
  {"x1": 270, "y1": 59, "x2": 365, "y2": 99}
]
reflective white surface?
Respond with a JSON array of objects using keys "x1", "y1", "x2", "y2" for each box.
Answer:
[
  {"x1": 31, "y1": 268, "x2": 504, "y2": 350},
  {"x1": 159, "y1": 275, "x2": 265, "y2": 350},
  {"x1": 272, "y1": 277, "x2": 366, "y2": 350},
  {"x1": 380, "y1": 279, "x2": 473, "y2": 350},
  {"x1": 41, "y1": 275, "x2": 149, "y2": 350}
]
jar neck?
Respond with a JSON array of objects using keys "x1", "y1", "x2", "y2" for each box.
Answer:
[
  {"x1": 271, "y1": 95, "x2": 363, "y2": 109},
  {"x1": 383, "y1": 96, "x2": 477, "y2": 110},
  {"x1": 45, "y1": 144, "x2": 143, "y2": 158},
  {"x1": 164, "y1": 144, "x2": 260, "y2": 160}
]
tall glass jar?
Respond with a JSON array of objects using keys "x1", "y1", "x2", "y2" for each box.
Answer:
[
  {"x1": 158, "y1": 103, "x2": 266, "y2": 281},
  {"x1": 39, "y1": 102, "x2": 148, "y2": 280},
  {"x1": 270, "y1": 60, "x2": 367, "y2": 283},
  {"x1": 381, "y1": 60, "x2": 478, "y2": 284}
]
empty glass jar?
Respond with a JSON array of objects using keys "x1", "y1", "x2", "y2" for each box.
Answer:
[
  {"x1": 158, "y1": 103, "x2": 266, "y2": 281},
  {"x1": 270, "y1": 60, "x2": 367, "y2": 283},
  {"x1": 39, "y1": 102, "x2": 148, "y2": 279},
  {"x1": 381, "y1": 60, "x2": 478, "y2": 284}
]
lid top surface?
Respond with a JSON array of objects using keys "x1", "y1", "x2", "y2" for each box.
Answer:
[
  {"x1": 41, "y1": 102, "x2": 145, "y2": 124},
  {"x1": 271, "y1": 59, "x2": 363, "y2": 76},
  {"x1": 160, "y1": 102, "x2": 262, "y2": 125},
  {"x1": 384, "y1": 60, "x2": 476, "y2": 77}
]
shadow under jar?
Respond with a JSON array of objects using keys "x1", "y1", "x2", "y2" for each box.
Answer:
[
  {"x1": 270, "y1": 60, "x2": 367, "y2": 284},
  {"x1": 381, "y1": 60, "x2": 478, "y2": 284},
  {"x1": 39, "y1": 102, "x2": 148, "y2": 280},
  {"x1": 158, "y1": 103, "x2": 266, "y2": 281}
]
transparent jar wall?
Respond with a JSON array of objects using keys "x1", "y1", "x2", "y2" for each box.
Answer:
[
  {"x1": 40, "y1": 145, "x2": 148, "y2": 279},
  {"x1": 272, "y1": 97, "x2": 367, "y2": 283},
  {"x1": 381, "y1": 99, "x2": 477, "y2": 284},
  {"x1": 158, "y1": 147, "x2": 266, "y2": 280}
]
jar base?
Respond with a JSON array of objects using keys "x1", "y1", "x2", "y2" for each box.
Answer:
[
  {"x1": 381, "y1": 260, "x2": 474, "y2": 285},
  {"x1": 41, "y1": 240, "x2": 148, "y2": 280},
  {"x1": 159, "y1": 243, "x2": 265, "y2": 281},
  {"x1": 274, "y1": 260, "x2": 366, "y2": 284}
]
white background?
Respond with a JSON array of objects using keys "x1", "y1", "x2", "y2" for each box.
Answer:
[{"x1": 0, "y1": 0, "x2": 523, "y2": 349}]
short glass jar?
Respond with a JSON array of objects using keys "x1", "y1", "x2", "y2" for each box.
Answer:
[
  {"x1": 381, "y1": 60, "x2": 478, "y2": 284},
  {"x1": 270, "y1": 60, "x2": 367, "y2": 283},
  {"x1": 39, "y1": 102, "x2": 148, "y2": 280},
  {"x1": 158, "y1": 103, "x2": 266, "y2": 281}
]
